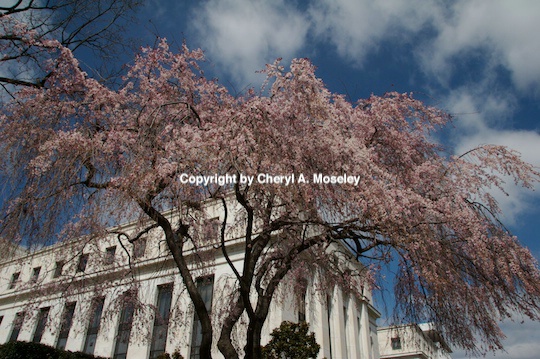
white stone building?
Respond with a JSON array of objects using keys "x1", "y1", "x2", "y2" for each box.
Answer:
[
  {"x1": 378, "y1": 323, "x2": 452, "y2": 359},
  {"x1": 0, "y1": 206, "x2": 381, "y2": 359}
]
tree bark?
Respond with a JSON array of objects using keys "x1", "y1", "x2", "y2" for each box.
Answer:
[
  {"x1": 217, "y1": 294, "x2": 244, "y2": 359},
  {"x1": 245, "y1": 316, "x2": 265, "y2": 359}
]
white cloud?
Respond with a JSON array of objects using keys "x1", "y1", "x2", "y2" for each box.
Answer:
[
  {"x1": 190, "y1": 0, "x2": 309, "y2": 87},
  {"x1": 308, "y1": 0, "x2": 441, "y2": 64},
  {"x1": 185, "y1": 0, "x2": 540, "y2": 94},
  {"x1": 452, "y1": 317, "x2": 540, "y2": 359},
  {"x1": 419, "y1": 0, "x2": 540, "y2": 92},
  {"x1": 307, "y1": 0, "x2": 540, "y2": 93},
  {"x1": 186, "y1": 0, "x2": 443, "y2": 86},
  {"x1": 310, "y1": 0, "x2": 540, "y2": 94}
]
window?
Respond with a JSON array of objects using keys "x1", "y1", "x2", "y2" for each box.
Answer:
[
  {"x1": 54, "y1": 261, "x2": 64, "y2": 278},
  {"x1": 298, "y1": 287, "x2": 307, "y2": 322},
  {"x1": 105, "y1": 246, "x2": 116, "y2": 265},
  {"x1": 9, "y1": 312, "x2": 25, "y2": 342},
  {"x1": 357, "y1": 315, "x2": 361, "y2": 340},
  {"x1": 32, "y1": 307, "x2": 50, "y2": 343},
  {"x1": 57, "y1": 302, "x2": 76, "y2": 350},
  {"x1": 9, "y1": 272, "x2": 20, "y2": 289},
  {"x1": 190, "y1": 276, "x2": 214, "y2": 359},
  {"x1": 31, "y1": 267, "x2": 41, "y2": 282},
  {"x1": 133, "y1": 238, "x2": 146, "y2": 259},
  {"x1": 77, "y1": 253, "x2": 89, "y2": 272},
  {"x1": 343, "y1": 297, "x2": 351, "y2": 359},
  {"x1": 326, "y1": 293, "x2": 334, "y2": 359},
  {"x1": 113, "y1": 293, "x2": 136, "y2": 359},
  {"x1": 83, "y1": 297, "x2": 105, "y2": 354},
  {"x1": 391, "y1": 337, "x2": 402, "y2": 350},
  {"x1": 150, "y1": 284, "x2": 173, "y2": 359}
]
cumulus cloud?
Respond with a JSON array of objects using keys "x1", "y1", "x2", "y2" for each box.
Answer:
[
  {"x1": 186, "y1": 0, "x2": 443, "y2": 87},
  {"x1": 189, "y1": 0, "x2": 309, "y2": 86},
  {"x1": 307, "y1": 0, "x2": 441, "y2": 64},
  {"x1": 186, "y1": 0, "x2": 540, "y2": 95},
  {"x1": 307, "y1": 0, "x2": 540, "y2": 93},
  {"x1": 190, "y1": 0, "x2": 540, "y2": 97},
  {"x1": 452, "y1": 317, "x2": 540, "y2": 359},
  {"x1": 419, "y1": 0, "x2": 540, "y2": 93}
]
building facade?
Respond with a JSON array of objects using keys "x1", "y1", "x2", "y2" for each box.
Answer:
[
  {"x1": 0, "y1": 208, "x2": 381, "y2": 359},
  {"x1": 378, "y1": 323, "x2": 452, "y2": 359}
]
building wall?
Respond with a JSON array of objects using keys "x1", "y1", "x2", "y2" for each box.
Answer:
[
  {"x1": 0, "y1": 215, "x2": 380, "y2": 359},
  {"x1": 378, "y1": 324, "x2": 452, "y2": 359}
]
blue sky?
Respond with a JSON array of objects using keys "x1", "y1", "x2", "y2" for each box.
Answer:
[
  {"x1": 76, "y1": 1, "x2": 540, "y2": 357},
  {"x1": 124, "y1": 1, "x2": 540, "y2": 357}
]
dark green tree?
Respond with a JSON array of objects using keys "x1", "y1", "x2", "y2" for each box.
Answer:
[
  {"x1": 0, "y1": 341, "x2": 107, "y2": 359},
  {"x1": 262, "y1": 321, "x2": 320, "y2": 359},
  {"x1": 156, "y1": 350, "x2": 184, "y2": 359}
]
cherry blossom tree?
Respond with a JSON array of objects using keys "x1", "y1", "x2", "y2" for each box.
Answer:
[
  {"x1": 1, "y1": 38, "x2": 539, "y2": 359},
  {"x1": 0, "y1": 0, "x2": 141, "y2": 91}
]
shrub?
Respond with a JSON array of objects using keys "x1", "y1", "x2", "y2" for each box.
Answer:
[
  {"x1": 156, "y1": 350, "x2": 184, "y2": 359},
  {"x1": 0, "y1": 341, "x2": 108, "y2": 359},
  {"x1": 262, "y1": 321, "x2": 320, "y2": 359}
]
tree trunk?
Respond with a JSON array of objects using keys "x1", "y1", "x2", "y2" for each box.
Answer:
[
  {"x1": 217, "y1": 295, "x2": 244, "y2": 359},
  {"x1": 244, "y1": 318, "x2": 264, "y2": 359},
  {"x1": 138, "y1": 202, "x2": 214, "y2": 358},
  {"x1": 199, "y1": 323, "x2": 213, "y2": 359},
  {"x1": 166, "y1": 235, "x2": 213, "y2": 359},
  {"x1": 245, "y1": 294, "x2": 272, "y2": 359}
]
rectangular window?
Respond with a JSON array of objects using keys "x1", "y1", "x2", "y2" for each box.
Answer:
[
  {"x1": 326, "y1": 294, "x2": 333, "y2": 359},
  {"x1": 9, "y1": 272, "x2": 20, "y2": 289},
  {"x1": 113, "y1": 294, "x2": 136, "y2": 359},
  {"x1": 32, "y1": 307, "x2": 50, "y2": 343},
  {"x1": 31, "y1": 267, "x2": 41, "y2": 283},
  {"x1": 298, "y1": 288, "x2": 307, "y2": 322},
  {"x1": 190, "y1": 276, "x2": 214, "y2": 359},
  {"x1": 56, "y1": 302, "x2": 76, "y2": 350},
  {"x1": 133, "y1": 238, "x2": 146, "y2": 259},
  {"x1": 54, "y1": 261, "x2": 64, "y2": 278},
  {"x1": 150, "y1": 284, "x2": 173, "y2": 359},
  {"x1": 83, "y1": 297, "x2": 105, "y2": 354},
  {"x1": 77, "y1": 254, "x2": 89, "y2": 272},
  {"x1": 9, "y1": 312, "x2": 25, "y2": 342},
  {"x1": 105, "y1": 246, "x2": 116, "y2": 265},
  {"x1": 343, "y1": 299, "x2": 349, "y2": 359},
  {"x1": 391, "y1": 337, "x2": 402, "y2": 350},
  {"x1": 357, "y1": 315, "x2": 361, "y2": 341}
]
